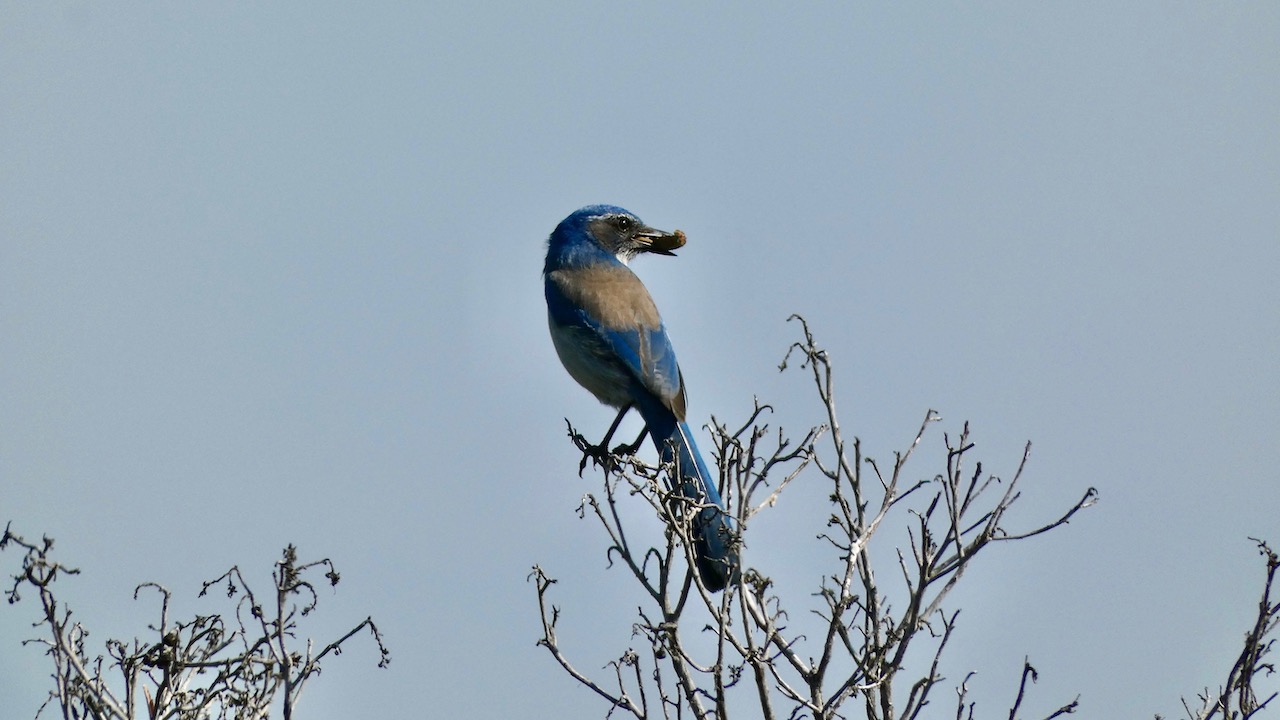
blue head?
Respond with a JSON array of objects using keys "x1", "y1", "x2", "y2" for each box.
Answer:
[{"x1": 545, "y1": 205, "x2": 686, "y2": 272}]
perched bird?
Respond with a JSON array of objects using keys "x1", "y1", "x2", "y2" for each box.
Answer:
[{"x1": 543, "y1": 205, "x2": 739, "y2": 592}]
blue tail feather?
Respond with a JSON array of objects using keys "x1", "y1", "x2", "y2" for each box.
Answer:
[{"x1": 640, "y1": 406, "x2": 739, "y2": 592}]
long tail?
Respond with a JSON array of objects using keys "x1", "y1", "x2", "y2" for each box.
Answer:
[{"x1": 643, "y1": 411, "x2": 740, "y2": 592}]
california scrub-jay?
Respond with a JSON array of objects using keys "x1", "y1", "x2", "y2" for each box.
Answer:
[{"x1": 544, "y1": 205, "x2": 738, "y2": 592}]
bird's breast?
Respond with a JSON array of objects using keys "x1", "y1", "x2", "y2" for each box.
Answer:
[{"x1": 547, "y1": 317, "x2": 634, "y2": 408}]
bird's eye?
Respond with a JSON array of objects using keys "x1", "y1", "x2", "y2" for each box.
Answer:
[{"x1": 614, "y1": 216, "x2": 634, "y2": 232}]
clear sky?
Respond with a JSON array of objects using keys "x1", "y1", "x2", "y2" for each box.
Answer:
[{"x1": 2, "y1": 3, "x2": 1278, "y2": 718}]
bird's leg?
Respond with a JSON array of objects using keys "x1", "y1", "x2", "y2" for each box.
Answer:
[
  {"x1": 571, "y1": 405, "x2": 633, "y2": 475},
  {"x1": 612, "y1": 426, "x2": 648, "y2": 457}
]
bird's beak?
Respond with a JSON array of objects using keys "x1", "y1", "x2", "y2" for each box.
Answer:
[{"x1": 635, "y1": 227, "x2": 687, "y2": 256}]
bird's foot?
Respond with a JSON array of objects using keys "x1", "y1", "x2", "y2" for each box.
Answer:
[
  {"x1": 578, "y1": 442, "x2": 615, "y2": 475},
  {"x1": 611, "y1": 436, "x2": 644, "y2": 458},
  {"x1": 566, "y1": 420, "x2": 617, "y2": 476}
]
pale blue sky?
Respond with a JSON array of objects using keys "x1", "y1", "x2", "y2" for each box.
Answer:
[{"x1": 3, "y1": 3, "x2": 1278, "y2": 718}]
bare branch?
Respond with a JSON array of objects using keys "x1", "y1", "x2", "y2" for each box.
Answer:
[
  {"x1": 532, "y1": 317, "x2": 1098, "y2": 720},
  {"x1": 2, "y1": 526, "x2": 388, "y2": 720},
  {"x1": 1183, "y1": 539, "x2": 1280, "y2": 720}
]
